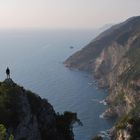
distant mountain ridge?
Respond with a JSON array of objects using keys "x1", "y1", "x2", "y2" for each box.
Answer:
[{"x1": 65, "y1": 16, "x2": 140, "y2": 140}]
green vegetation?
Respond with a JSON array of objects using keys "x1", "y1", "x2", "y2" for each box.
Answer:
[
  {"x1": 129, "y1": 117, "x2": 140, "y2": 139},
  {"x1": 39, "y1": 111, "x2": 82, "y2": 140},
  {"x1": 0, "y1": 83, "x2": 21, "y2": 128},
  {"x1": 0, "y1": 124, "x2": 14, "y2": 140},
  {"x1": 112, "y1": 91, "x2": 126, "y2": 106},
  {"x1": 119, "y1": 38, "x2": 140, "y2": 85},
  {"x1": 9, "y1": 135, "x2": 14, "y2": 140},
  {"x1": 116, "y1": 115, "x2": 140, "y2": 139},
  {"x1": 116, "y1": 114, "x2": 131, "y2": 129},
  {"x1": 116, "y1": 104, "x2": 140, "y2": 139},
  {"x1": 0, "y1": 124, "x2": 6, "y2": 140},
  {"x1": 56, "y1": 111, "x2": 82, "y2": 140},
  {"x1": 26, "y1": 90, "x2": 42, "y2": 114},
  {"x1": 117, "y1": 31, "x2": 131, "y2": 45}
]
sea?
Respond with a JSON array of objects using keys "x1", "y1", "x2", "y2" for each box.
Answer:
[{"x1": 0, "y1": 29, "x2": 115, "y2": 140}]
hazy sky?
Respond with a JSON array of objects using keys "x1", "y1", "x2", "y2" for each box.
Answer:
[{"x1": 0, "y1": 0, "x2": 140, "y2": 29}]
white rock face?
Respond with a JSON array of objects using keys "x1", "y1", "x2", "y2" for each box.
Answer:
[{"x1": 116, "y1": 129, "x2": 131, "y2": 140}]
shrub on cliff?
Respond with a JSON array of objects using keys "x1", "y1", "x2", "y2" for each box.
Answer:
[
  {"x1": 26, "y1": 90, "x2": 42, "y2": 114},
  {"x1": 115, "y1": 104, "x2": 140, "y2": 139},
  {"x1": 56, "y1": 111, "x2": 82, "y2": 140},
  {"x1": 0, "y1": 124, "x2": 14, "y2": 140},
  {"x1": 0, "y1": 83, "x2": 21, "y2": 128}
]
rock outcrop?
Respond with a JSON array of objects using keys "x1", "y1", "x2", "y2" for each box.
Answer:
[
  {"x1": 0, "y1": 79, "x2": 79, "y2": 140},
  {"x1": 65, "y1": 16, "x2": 140, "y2": 139}
]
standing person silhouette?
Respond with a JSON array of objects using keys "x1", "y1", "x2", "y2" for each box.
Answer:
[{"x1": 6, "y1": 67, "x2": 10, "y2": 79}]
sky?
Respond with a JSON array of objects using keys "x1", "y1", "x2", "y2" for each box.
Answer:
[{"x1": 0, "y1": 0, "x2": 140, "y2": 29}]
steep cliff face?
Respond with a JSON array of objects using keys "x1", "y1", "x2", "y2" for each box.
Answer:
[
  {"x1": 65, "y1": 16, "x2": 140, "y2": 73},
  {"x1": 65, "y1": 16, "x2": 140, "y2": 139},
  {"x1": 65, "y1": 16, "x2": 140, "y2": 115},
  {"x1": 0, "y1": 79, "x2": 78, "y2": 140},
  {"x1": 103, "y1": 27, "x2": 140, "y2": 140},
  {"x1": 106, "y1": 35, "x2": 140, "y2": 140}
]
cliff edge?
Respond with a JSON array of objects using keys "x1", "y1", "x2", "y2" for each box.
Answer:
[{"x1": 0, "y1": 78, "x2": 80, "y2": 140}]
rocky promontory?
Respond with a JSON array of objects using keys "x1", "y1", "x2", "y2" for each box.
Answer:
[{"x1": 0, "y1": 78, "x2": 80, "y2": 140}]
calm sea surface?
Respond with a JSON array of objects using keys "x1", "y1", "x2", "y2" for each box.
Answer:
[{"x1": 0, "y1": 29, "x2": 114, "y2": 140}]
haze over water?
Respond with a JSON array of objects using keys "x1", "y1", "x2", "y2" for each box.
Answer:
[{"x1": 0, "y1": 30, "x2": 114, "y2": 140}]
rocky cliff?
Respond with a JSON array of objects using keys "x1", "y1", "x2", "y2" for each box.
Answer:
[
  {"x1": 65, "y1": 16, "x2": 140, "y2": 139},
  {"x1": 0, "y1": 78, "x2": 80, "y2": 140}
]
